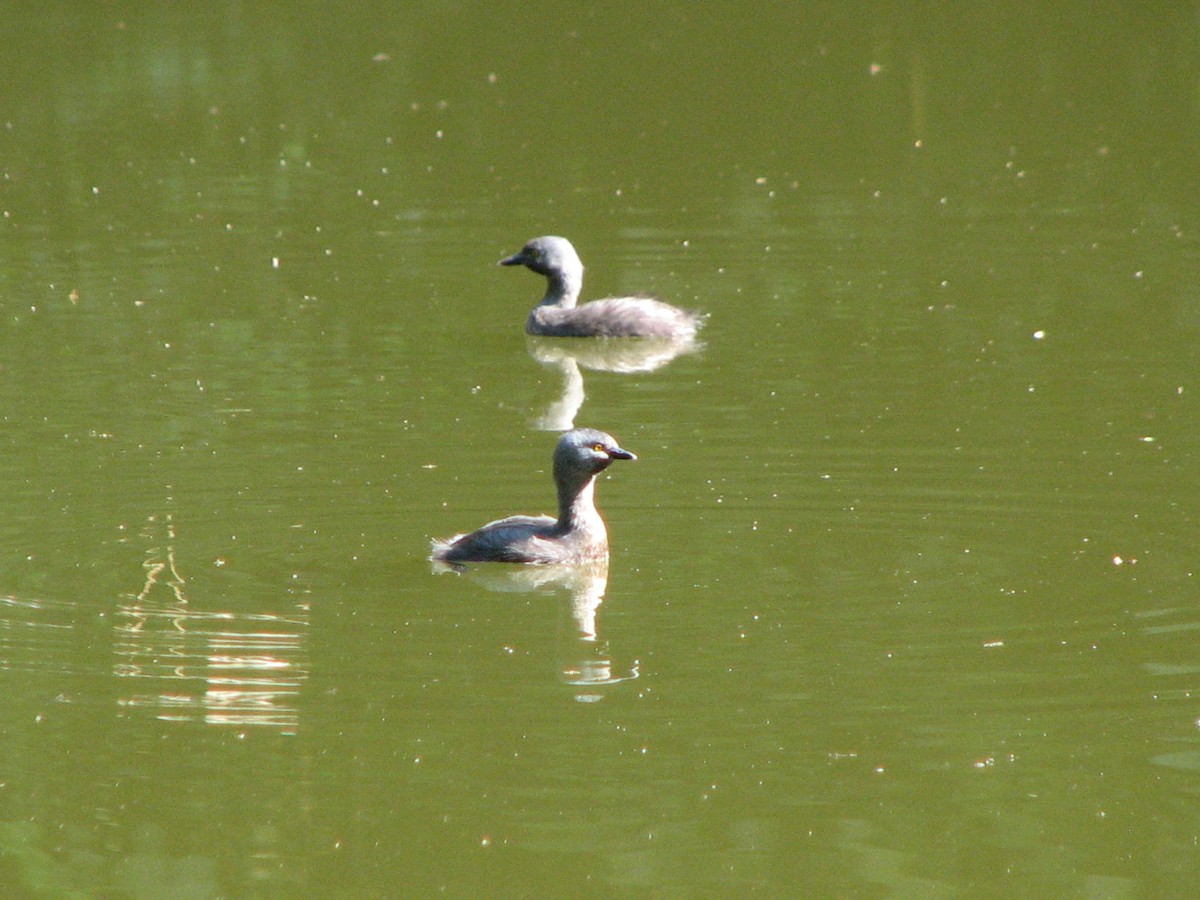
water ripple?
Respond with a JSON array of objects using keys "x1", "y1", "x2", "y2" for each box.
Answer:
[{"x1": 110, "y1": 514, "x2": 310, "y2": 733}]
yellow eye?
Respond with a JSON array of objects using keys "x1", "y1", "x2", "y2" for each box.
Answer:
[{"x1": 593, "y1": 443, "x2": 606, "y2": 452}]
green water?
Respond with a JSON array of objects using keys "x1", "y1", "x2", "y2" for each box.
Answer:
[{"x1": 1, "y1": 3, "x2": 1198, "y2": 896}]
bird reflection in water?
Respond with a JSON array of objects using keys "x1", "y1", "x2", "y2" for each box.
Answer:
[
  {"x1": 432, "y1": 558, "x2": 638, "y2": 702},
  {"x1": 525, "y1": 334, "x2": 701, "y2": 431},
  {"x1": 112, "y1": 511, "x2": 309, "y2": 733}
]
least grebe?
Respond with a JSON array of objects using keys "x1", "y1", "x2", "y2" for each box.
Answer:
[
  {"x1": 430, "y1": 427, "x2": 636, "y2": 565},
  {"x1": 500, "y1": 236, "x2": 704, "y2": 340}
]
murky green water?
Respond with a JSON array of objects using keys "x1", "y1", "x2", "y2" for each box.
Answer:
[{"x1": 2, "y1": 3, "x2": 1199, "y2": 896}]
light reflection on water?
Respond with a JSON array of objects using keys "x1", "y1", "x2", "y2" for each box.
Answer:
[
  {"x1": 111, "y1": 512, "x2": 309, "y2": 733},
  {"x1": 433, "y1": 559, "x2": 639, "y2": 701},
  {"x1": 1139, "y1": 604, "x2": 1200, "y2": 775},
  {"x1": 524, "y1": 334, "x2": 702, "y2": 431},
  {"x1": 0, "y1": 593, "x2": 82, "y2": 676},
  {"x1": 0, "y1": 1, "x2": 1197, "y2": 894}
]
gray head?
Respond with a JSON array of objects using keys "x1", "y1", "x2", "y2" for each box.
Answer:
[
  {"x1": 500, "y1": 235, "x2": 584, "y2": 281},
  {"x1": 554, "y1": 427, "x2": 636, "y2": 491}
]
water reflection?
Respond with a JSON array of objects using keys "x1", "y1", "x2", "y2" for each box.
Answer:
[
  {"x1": 112, "y1": 513, "x2": 309, "y2": 733},
  {"x1": 526, "y1": 334, "x2": 701, "y2": 430},
  {"x1": 0, "y1": 594, "x2": 82, "y2": 675},
  {"x1": 1139, "y1": 604, "x2": 1200, "y2": 775},
  {"x1": 432, "y1": 559, "x2": 638, "y2": 700}
]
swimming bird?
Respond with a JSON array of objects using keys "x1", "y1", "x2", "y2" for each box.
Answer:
[
  {"x1": 430, "y1": 427, "x2": 636, "y2": 565},
  {"x1": 500, "y1": 236, "x2": 704, "y2": 340}
]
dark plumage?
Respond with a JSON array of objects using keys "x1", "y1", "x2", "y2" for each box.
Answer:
[
  {"x1": 430, "y1": 428, "x2": 636, "y2": 565},
  {"x1": 499, "y1": 236, "x2": 704, "y2": 340}
]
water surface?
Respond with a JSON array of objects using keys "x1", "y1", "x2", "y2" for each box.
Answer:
[{"x1": 1, "y1": 3, "x2": 1198, "y2": 896}]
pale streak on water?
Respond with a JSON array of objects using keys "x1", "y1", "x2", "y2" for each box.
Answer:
[{"x1": 106, "y1": 512, "x2": 310, "y2": 733}]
